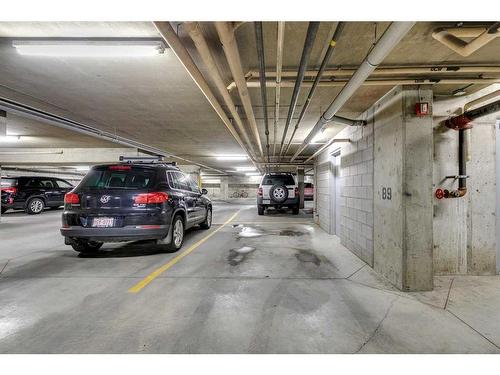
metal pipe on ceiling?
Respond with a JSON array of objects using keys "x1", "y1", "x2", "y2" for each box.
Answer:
[
  {"x1": 464, "y1": 89, "x2": 500, "y2": 111},
  {"x1": 330, "y1": 115, "x2": 366, "y2": 127},
  {"x1": 273, "y1": 22, "x2": 285, "y2": 158},
  {"x1": 291, "y1": 21, "x2": 415, "y2": 162},
  {"x1": 254, "y1": 22, "x2": 270, "y2": 164},
  {"x1": 233, "y1": 78, "x2": 500, "y2": 88},
  {"x1": 278, "y1": 22, "x2": 320, "y2": 158},
  {"x1": 242, "y1": 65, "x2": 500, "y2": 81},
  {"x1": 0, "y1": 150, "x2": 63, "y2": 155},
  {"x1": 444, "y1": 99, "x2": 500, "y2": 130},
  {"x1": 432, "y1": 23, "x2": 500, "y2": 57},
  {"x1": 283, "y1": 22, "x2": 344, "y2": 156},
  {"x1": 183, "y1": 22, "x2": 257, "y2": 160},
  {"x1": 152, "y1": 22, "x2": 260, "y2": 174},
  {"x1": 214, "y1": 22, "x2": 264, "y2": 158}
]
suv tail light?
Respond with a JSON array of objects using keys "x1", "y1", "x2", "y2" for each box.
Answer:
[
  {"x1": 64, "y1": 192, "x2": 80, "y2": 204},
  {"x1": 1, "y1": 186, "x2": 17, "y2": 195},
  {"x1": 108, "y1": 165, "x2": 131, "y2": 171},
  {"x1": 258, "y1": 187, "x2": 263, "y2": 196},
  {"x1": 134, "y1": 192, "x2": 169, "y2": 204}
]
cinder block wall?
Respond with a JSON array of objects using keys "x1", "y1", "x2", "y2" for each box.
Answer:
[{"x1": 315, "y1": 117, "x2": 374, "y2": 266}]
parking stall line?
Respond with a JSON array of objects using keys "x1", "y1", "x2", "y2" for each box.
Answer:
[{"x1": 128, "y1": 209, "x2": 241, "y2": 293}]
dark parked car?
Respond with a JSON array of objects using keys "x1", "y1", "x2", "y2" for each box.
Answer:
[
  {"x1": 1, "y1": 176, "x2": 74, "y2": 215},
  {"x1": 60, "y1": 160, "x2": 212, "y2": 254}
]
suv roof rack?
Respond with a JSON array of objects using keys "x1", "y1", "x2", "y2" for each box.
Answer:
[{"x1": 119, "y1": 156, "x2": 177, "y2": 167}]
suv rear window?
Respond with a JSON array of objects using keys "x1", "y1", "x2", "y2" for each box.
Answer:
[
  {"x1": 1, "y1": 178, "x2": 17, "y2": 187},
  {"x1": 262, "y1": 175, "x2": 295, "y2": 186},
  {"x1": 79, "y1": 166, "x2": 156, "y2": 190}
]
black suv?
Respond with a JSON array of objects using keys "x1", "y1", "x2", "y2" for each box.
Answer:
[
  {"x1": 60, "y1": 160, "x2": 212, "y2": 254},
  {"x1": 1, "y1": 176, "x2": 74, "y2": 215}
]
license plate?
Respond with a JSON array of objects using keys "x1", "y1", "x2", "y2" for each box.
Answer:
[
  {"x1": 92, "y1": 217, "x2": 115, "y2": 228},
  {"x1": 263, "y1": 199, "x2": 270, "y2": 204}
]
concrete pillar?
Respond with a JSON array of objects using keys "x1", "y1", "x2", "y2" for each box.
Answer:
[
  {"x1": 0, "y1": 166, "x2": 2, "y2": 223},
  {"x1": 0, "y1": 110, "x2": 6, "y2": 136},
  {"x1": 220, "y1": 176, "x2": 229, "y2": 200},
  {"x1": 373, "y1": 85, "x2": 434, "y2": 291},
  {"x1": 297, "y1": 166, "x2": 305, "y2": 209}
]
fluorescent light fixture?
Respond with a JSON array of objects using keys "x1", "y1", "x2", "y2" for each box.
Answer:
[
  {"x1": 0, "y1": 135, "x2": 20, "y2": 142},
  {"x1": 12, "y1": 39, "x2": 166, "y2": 57},
  {"x1": 203, "y1": 179, "x2": 221, "y2": 184},
  {"x1": 215, "y1": 155, "x2": 248, "y2": 161},
  {"x1": 235, "y1": 167, "x2": 256, "y2": 171},
  {"x1": 245, "y1": 172, "x2": 261, "y2": 176},
  {"x1": 75, "y1": 166, "x2": 90, "y2": 172}
]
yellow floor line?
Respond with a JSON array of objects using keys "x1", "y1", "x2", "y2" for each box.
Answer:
[{"x1": 128, "y1": 209, "x2": 241, "y2": 293}]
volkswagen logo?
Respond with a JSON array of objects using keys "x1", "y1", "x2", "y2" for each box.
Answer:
[{"x1": 100, "y1": 195, "x2": 111, "y2": 204}]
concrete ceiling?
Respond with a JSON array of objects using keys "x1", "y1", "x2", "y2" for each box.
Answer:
[{"x1": 0, "y1": 21, "x2": 499, "y2": 172}]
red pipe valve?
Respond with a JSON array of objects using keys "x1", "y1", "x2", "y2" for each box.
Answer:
[{"x1": 435, "y1": 188, "x2": 444, "y2": 199}]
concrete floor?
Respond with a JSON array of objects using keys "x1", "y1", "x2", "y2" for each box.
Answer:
[{"x1": 1, "y1": 201, "x2": 500, "y2": 353}]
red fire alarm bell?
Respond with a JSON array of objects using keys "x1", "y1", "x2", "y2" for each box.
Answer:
[{"x1": 416, "y1": 102, "x2": 430, "y2": 116}]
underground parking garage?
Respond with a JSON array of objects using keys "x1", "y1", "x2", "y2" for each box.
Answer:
[{"x1": 1, "y1": 12, "x2": 500, "y2": 358}]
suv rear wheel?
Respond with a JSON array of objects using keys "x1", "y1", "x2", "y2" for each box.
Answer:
[
  {"x1": 26, "y1": 197, "x2": 45, "y2": 215},
  {"x1": 1, "y1": 207, "x2": 7, "y2": 214},
  {"x1": 200, "y1": 207, "x2": 212, "y2": 229},
  {"x1": 258, "y1": 205, "x2": 265, "y2": 215},
  {"x1": 168, "y1": 215, "x2": 184, "y2": 251},
  {"x1": 71, "y1": 239, "x2": 103, "y2": 253}
]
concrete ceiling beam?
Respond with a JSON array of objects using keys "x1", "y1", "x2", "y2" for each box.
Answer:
[
  {"x1": 153, "y1": 21, "x2": 260, "y2": 174},
  {"x1": 214, "y1": 21, "x2": 264, "y2": 158}
]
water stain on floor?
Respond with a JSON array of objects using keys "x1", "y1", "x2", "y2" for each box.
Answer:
[
  {"x1": 236, "y1": 225, "x2": 310, "y2": 239},
  {"x1": 294, "y1": 249, "x2": 322, "y2": 266},
  {"x1": 278, "y1": 229, "x2": 307, "y2": 237},
  {"x1": 227, "y1": 246, "x2": 256, "y2": 266},
  {"x1": 237, "y1": 227, "x2": 267, "y2": 238}
]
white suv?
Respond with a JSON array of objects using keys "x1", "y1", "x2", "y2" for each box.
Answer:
[{"x1": 257, "y1": 173, "x2": 299, "y2": 215}]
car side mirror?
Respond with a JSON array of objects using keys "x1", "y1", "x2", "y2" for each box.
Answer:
[{"x1": 201, "y1": 188, "x2": 208, "y2": 195}]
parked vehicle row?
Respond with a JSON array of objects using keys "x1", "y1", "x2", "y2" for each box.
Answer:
[{"x1": 3, "y1": 164, "x2": 312, "y2": 254}]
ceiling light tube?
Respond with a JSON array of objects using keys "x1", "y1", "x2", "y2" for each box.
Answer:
[
  {"x1": 215, "y1": 155, "x2": 248, "y2": 161},
  {"x1": 235, "y1": 166, "x2": 256, "y2": 171},
  {"x1": 12, "y1": 39, "x2": 166, "y2": 57},
  {"x1": 0, "y1": 135, "x2": 21, "y2": 142}
]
